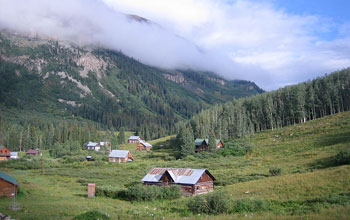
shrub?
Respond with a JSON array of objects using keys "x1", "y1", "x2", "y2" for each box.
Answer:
[
  {"x1": 218, "y1": 139, "x2": 254, "y2": 157},
  {"x1": 269, "y1": 167, "x2": 282, "y2": 176},
  {"x1": 334, "y1": 149, "x2": 350, "y2": 165},
  {"x1": 231, "y1": 198, "x2": 268, "y2": 213},
  {"x1": 188, "y1": 191, "x2": 229, "y2": 214},
  {"x1": 73, "y1": 210, "x2": 110, "y2": 220}
]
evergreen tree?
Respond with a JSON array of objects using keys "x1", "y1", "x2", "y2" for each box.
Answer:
[
  {"x1": 111, "y1": 134, "x2": 119, "y2": 149},
  {"x1": 208, "y1": 132, "x2": 216, "y2": 152},
  {"x1": 118, "y1": 127, "x2": 126, "y2": 144},
  {"x1": 178, "y1": 126, "x2": 194, "y2": 158}
]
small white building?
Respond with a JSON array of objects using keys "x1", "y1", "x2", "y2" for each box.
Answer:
[
  {"x1": 128, "y1": 136, "x2": 141, "y2": 144},
  {"x1": 86, "y1": 142, "x2": 101, "y2": 151},
  {"x1": 10, "y1": 152, "x2": 19, "y2": 159}
]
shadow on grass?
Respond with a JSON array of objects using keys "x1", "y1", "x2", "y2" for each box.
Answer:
[{"x1": 313, "y1": 131, "x2": 350, "y2": 147}]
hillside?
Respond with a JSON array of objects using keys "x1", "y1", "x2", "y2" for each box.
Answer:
[
  {"x1": 0, "y1": 111, "x2": 349, "y2": 219},
  {"x1": 0, "y1": 30, "x2": 263, "y2": 138}
]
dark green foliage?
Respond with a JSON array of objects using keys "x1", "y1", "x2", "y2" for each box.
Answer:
[
  {"x1": 334, "y1": 149, "x2": 350, "y2": 165},
  {"x1": 96, "y1": 184, "x2": 181, "y2": 201},
  {"x1": 218, "y1": 139, "x2": 253, "y2": 156},
  {"x1": 231, "y1": 198, "x2": 268, "y2": 213},
  {"x1": 49, "y1": 141, "x2": 81, "y2": 158},
  {"x1": 177, "y1": 126, "x2": 195, "y2": 158},
  {"x1": 188, "y1": 191, "x2": 230, "y2": 214},
  {"x1": 208, "y1": 132, "x2": 216, "y2": 152},
  {"x1": 187, "y1": 69, "x2": 350, "y2": 140},
  {"x1": 269, "y1": 167, "x2": 282, "y2": 176},
  {"x1": 73, "y1": 210, "x2": 110, "y2": 220},
  {"x1": 117, "y1": 127, "x2": 126, "y2": 144}
]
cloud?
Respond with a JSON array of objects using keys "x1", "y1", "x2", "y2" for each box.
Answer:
[{"x1": 0, "y1": 0, "x2": 349, "y2": 90}]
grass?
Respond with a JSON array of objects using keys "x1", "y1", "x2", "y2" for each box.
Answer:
[{"x1": 0, "y1": 112, "x2": 349, "y2": 219}]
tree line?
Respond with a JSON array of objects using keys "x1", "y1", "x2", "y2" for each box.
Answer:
[{"x1": 181, "y1": 69, "x2": 350, "y2": 141}]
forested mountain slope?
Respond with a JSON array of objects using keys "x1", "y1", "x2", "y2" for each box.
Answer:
[
  {"x1": 186, "y1": 69, "x2": 350, "y2": 140},
  {"x1": 0, "y1": 31, "x2": 262, "y2": 138}
]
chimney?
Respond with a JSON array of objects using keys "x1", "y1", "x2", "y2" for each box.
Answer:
[{"x1": 88, "y1": 183, "x2": 95, "y2": 198}]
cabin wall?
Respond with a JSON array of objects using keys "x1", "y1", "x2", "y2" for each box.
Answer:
[
  {"x1": 194, "y1": 181, "x2": 214, "y2": 195},
  {"x1": 0, "y1": 179, "x2": 17, "y2": 197}
]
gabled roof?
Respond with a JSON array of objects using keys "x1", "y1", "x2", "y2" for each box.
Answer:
[
  {"x1": 27, "y1": 149, "x2": 38, "y2": 154},
  {"x1": 195, "y1": 139, "x2": 222, "y2": 146},
  {"x1": 140, "y1": 141, "x2": 152, "y2": 147},
  {"x1": 86, "y1": 142, "x2": 99, "y2": 147},
  {"x1": 128, "y1": 136, "x2": 140, "y2": 140},
  {"x1": 0, "y1": 171, "x2": 18, "y2": 186},
  {"x1": 142, "y1": 168, "x2": 215, "y2": 185},
  {"x1": 109, "y1": 150, "x2": 130, "y2": 158},
  {"x1": 10, "y1": 152, "x2": 18, "y2": 156}
]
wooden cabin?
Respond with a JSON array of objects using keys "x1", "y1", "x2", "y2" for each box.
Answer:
[
  {"x1": 0, "y1": 146, "x2": 11, "y2": 161},
  {"x1": 85, "y1": 142, "x2": 101, "y2": 151},
  {"x1": 26, "y1": 149, "x2": 39, "y2": 156},
  {"x1": 0, "y1": 171, "x2": 19, "y2": 197},
  {"x1": 137, "y1": 141, "x2": 152, "y2": 151},
  {"x1": 109, "y1": 150, "x2": 134, "y2": 163},
  {"x1": 142, "y1": 168, "x2": 215, "y2": 196},
  {"x1": 128, "y1": 136, "x2": 141, "y2": 144},
  {"x1": 194, "y1": 139, "x2": 223, "y2": 153}
]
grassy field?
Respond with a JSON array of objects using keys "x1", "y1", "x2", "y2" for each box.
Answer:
[{"x1": 0, "y1": 112, "x2": 349, "y2": 219}]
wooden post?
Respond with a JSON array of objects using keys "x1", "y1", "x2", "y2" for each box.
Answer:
[{"x1": 88, "y1": 183, "x2": 95, "y2": 198}]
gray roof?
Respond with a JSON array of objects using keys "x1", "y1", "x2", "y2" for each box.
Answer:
[
  {"x1": 0, "y1": 171, "x2": 18, "y2": 186},
  {"x1": 195, "y1": 139, "x2": 222, "y2": 146},
  {"x1": 10, "y1": 152, "x2": 18, "y2": 156},
  {"x1": 142, "y1": 168, "x2": 215, "y2": 185},
  {"x1": 128, "y1": 136, "x2": 140, "y2": 140},
  {"x1": 87, "y1": 142, "x2": 99, "y2": 147},
  {"x1": 109, "y1": 150, "x2": 129, "y2": 158},
  {"x1": 140, "y1": 141, "x2": 152, "y2": 147}
]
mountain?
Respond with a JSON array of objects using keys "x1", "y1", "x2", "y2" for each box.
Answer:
[{"x1": 0, "y1": 30, "x2": 263, "y2": 138}]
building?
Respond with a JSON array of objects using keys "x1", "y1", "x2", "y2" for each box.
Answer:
[
  {"x1": 10, "y1": 152, "x2": 19, "y2": 159},
  {"x1": 0, "y1": 146, "x2": 11, "y2": 161},
  {"x1": 194, "y1": 139, "x2": 224, "y2": 153},
  {"x1": 26, "y1": 149, "x2": 39, "y2": 156},
  {"x1": 0, "y1": 171, "x2": 19, "y2": 197},
  {"x1": 85, "y1": 142, "x2": 101, "y2": 151},
  {"x1": 142, "y1": 168, "x2": 215, "y2": 196},
  {"x1": 136, "y1": 141, "x2": 152, "y2": 151},
  {"x1": 128, "y1": 136, "x2": 141, "y2": 144},
  {"x1": 109, "y1": 150, "x2": 134, "y2": 163}
]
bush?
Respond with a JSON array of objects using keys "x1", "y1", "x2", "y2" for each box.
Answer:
[
  {"x1": 97, "y1": 184, "x2": 181, "y2": 201},
  {"x1": 334, "y1": 149, "x2": 350, "y2": 165},
  {"x1": 188, "y1": 191, "x2": 229, "y2": 214},
  {"x1": 73, "y1": 210, "x2": 110, "y2": 220},
  {"x1": 231, "y1": 198, "x2": 268, "y2": 213},
  {"x1": 218, "y1": 139, "x2": 253, "y2": 157},
  {"x1": 269, "y1": 167, "x2": 282, "y2": 176}
]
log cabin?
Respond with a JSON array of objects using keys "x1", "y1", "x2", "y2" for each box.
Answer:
[
  {"x1": 109, "y1": 150, "x2": 134, "y2": 163},
  {"x1": 194, "y1": 139, "x2": 224, "y2": 153},
  {"x1": 0, "y1": 146, "x2": 11, "y2": 161},
  {"x1": 128, "y1": 136, "x2": 141, "y2": 144},
  {"x1": 0, "y1": 171, "x2": 18, "y2": 197},
  {"x1": 142, "y1": 168, "x2": 215, "y2": 196},
  {"x1": 26, "y1": 149, "x2": 39, "y2": 156},
  {"x1": 136, "y1": 141, "x2": 152, "y2": 151}
]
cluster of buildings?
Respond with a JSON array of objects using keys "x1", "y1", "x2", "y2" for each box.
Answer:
[
  {"x1": 0, "y1": 146, "x2": 40, "y2": 161},
  {"x1": 0, "y1": 135, "x2": 223, "y2": 197}
]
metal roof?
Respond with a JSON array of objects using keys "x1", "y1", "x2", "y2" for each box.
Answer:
[
  {"x1": 0, "y1": 171, "x2": 18, "y2": 186},
  {"x1": 87, "y1": 142, "x2": 98, "y2": 147},
  {"x1": 142, "y1": 168, "x2": 214, "y2": 185},
  {"x1": 128, "y1": 136, "x2": 140, "y2": 140},
  {"x1": 109, "y1": 150, "x2": 129, "y2": 158},
  {"x1": 10, "y1": 152, "x2": 18, "y2": 156},
  {"x1": 195, "y1": 139, "x2": 222, "y2": 146}
]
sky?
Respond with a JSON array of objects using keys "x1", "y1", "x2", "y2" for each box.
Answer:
[{"x1": 0, "y1": 0, "x2": 349, "y2": 90}]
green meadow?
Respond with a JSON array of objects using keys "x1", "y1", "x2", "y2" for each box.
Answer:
[{"x1": 0, "y1": 111, "x2": 349, "y2": 219}]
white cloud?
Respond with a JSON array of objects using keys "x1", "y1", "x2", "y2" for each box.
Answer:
[{"x1": 0, "y1": 0, "x2": 349, "y2": 90}]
